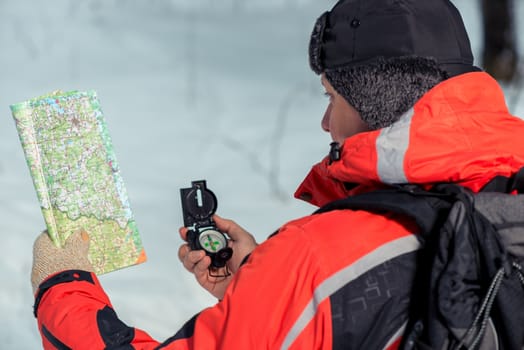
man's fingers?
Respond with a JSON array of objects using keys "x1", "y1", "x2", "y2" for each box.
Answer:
[
  {"x1": 193, "y1": 256, "x2": 212, "y2": 276},
  {"x1": 181, "y1": 249, "x2": 207, "y2": 272},
  {"x1": 179, "y1": 226, "x2": 189, "y2": 241},
  {"x1": 178, "y1": 244, "x2": 190, "y2": 263}
]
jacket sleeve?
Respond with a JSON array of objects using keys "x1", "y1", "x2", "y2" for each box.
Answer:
[
  {"x1": 34, "y1": 270, "x2": 161, "y2": 349},
  {"x1": 35, "y1": 221, "x2": 329, "y2": 349},
  {"x1": 156, "y1": 220, "x2": 331, "y2": 349}
]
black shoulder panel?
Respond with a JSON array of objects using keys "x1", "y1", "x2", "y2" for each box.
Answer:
[{"x1": 96, "y1": 306, "x2": 135, "y2": 349}]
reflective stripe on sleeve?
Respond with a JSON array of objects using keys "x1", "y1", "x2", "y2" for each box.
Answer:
[{"x1": 281, "y1": 234, "x2": 421, "y2": 349}]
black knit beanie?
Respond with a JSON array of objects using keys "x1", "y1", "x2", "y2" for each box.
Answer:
[{"x1": 309, "y1": 0, "x2": 480, "y2": 130}]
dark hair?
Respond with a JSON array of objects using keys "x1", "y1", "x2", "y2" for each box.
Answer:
[{"x1": 325, "y1": 56, "x2": 448, "y2": 130}]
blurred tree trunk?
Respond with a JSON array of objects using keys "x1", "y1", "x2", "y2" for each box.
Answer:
[{"x1": 481, "y1": 0, "x2": 518, "y2": 82}]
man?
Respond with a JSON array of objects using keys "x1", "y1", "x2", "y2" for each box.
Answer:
[{"x1": 30, "y1": 0, "x2": 524, "y2": 349}]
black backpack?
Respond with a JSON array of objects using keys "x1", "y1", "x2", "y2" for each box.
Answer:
[{"x1": 315, "y1": 169, "x2": 524, "y2": 349}]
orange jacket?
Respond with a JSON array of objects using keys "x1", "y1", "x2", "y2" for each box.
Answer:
[{"x1": 34, "y1": 72, "x2": 524, "y2": 349}]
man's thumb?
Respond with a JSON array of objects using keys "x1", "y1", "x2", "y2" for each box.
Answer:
[
  {"x1": 213, "y1": 215, "x2": 249, "y2": 241},
  {"x1": 64, "y1": 229, "x2": 90, "y2": 253}
]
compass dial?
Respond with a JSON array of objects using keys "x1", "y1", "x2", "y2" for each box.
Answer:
[{"x1": 198, "y1": 229, "x2": 228, "y2": 253}]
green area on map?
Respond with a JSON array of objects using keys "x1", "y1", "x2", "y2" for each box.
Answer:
[{"x1": 11, "y1": 90, "x2": 146, "y2": 274}]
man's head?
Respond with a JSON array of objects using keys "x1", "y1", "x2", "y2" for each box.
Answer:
[{"x1": 310, "y1": 0, "x2": 478, "y2": 134}]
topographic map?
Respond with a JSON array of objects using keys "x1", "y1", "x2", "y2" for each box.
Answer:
[{"x1": 11, "y1": 90, "x2": 146, "y2": 274}]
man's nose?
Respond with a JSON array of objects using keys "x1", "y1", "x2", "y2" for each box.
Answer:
[{"x1": 321, "y1": 104, "x2": 331, "y2": 132}]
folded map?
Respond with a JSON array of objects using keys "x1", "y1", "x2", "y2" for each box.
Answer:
[{"x1": 11, "y1": 90, "x2": 146, "y2": 274}]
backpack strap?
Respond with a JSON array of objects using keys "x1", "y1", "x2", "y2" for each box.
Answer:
[
  {"x1": 512, "y1": 166, "x2": 524, "y2": 193},
  {"x1": 314, "y1": 186, "x2": 453, "y2": 236},
  {"x1": 480, "y1": 166, "x2": 524, "y2": 193}
]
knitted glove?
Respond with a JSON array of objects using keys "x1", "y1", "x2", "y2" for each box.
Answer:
[{"x1": 31, "y1": 229, "x2": 94, "y2": 294}]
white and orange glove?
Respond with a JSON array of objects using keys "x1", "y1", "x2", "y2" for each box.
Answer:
[{"x1": 31, "y1": 229, "x2": 94, "y2": 294}]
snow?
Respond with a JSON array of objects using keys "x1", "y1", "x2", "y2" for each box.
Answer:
[{"x1": 0, "y1": 0, "x2": 522, "y2": 348}]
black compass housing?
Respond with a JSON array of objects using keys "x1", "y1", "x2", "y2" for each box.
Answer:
[{"x1": 180, "y1": 180, "x2": 233, "y2": 268}]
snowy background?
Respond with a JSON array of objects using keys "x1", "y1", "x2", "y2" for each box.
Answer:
[{"x1": 0, "y1": 0, "x2": 522, "y2": 348}]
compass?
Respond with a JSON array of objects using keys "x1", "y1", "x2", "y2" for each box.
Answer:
[
  {"x1": 180, "y1": 180, "x2": 233, "y2": 269},
  {"x1": 187, "y1": 227, "x2": 233, "y2": 268}
]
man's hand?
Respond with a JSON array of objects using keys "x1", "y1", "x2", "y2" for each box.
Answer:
[
  {"x1": 178, "y1": 215, "x2": 258, "y2": 300},
  {"x1": 31, "y1": 229, "x2": 94, "y2": 294}
]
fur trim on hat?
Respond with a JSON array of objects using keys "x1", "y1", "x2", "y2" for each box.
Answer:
[{"x1": 325, "y1": 57, "x2": 447, "y2": 130}]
